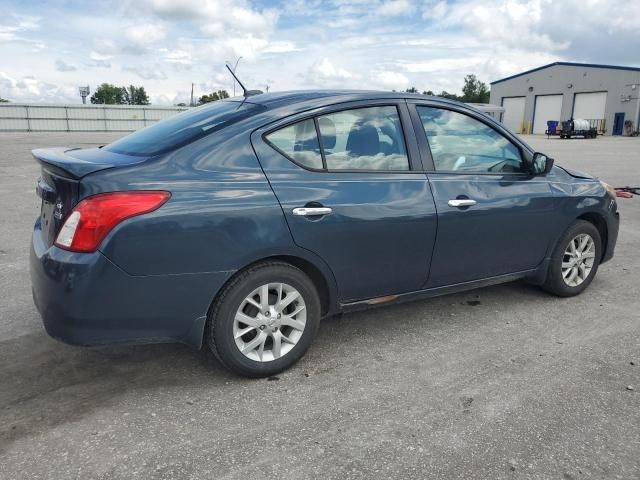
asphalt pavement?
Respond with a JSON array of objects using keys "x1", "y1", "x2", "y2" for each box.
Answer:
[{"x1": 0, "y1": 132, "x2": 638, "y2": 479}]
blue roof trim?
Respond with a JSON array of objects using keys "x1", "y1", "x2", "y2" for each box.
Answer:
[{"x1": 490, "y1": 61, "x2": 640, "y2": 85}]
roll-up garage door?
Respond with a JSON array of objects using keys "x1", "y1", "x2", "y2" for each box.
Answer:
[
  {"x1": 573, "y1": 92, "x2": 607, "y2": 120},
  {"x1": 533, "y1": 95, "x2": 563, "y2": 134},
  {"x1": 501, "y1": 97, "x2": 525, "y2": 133}
]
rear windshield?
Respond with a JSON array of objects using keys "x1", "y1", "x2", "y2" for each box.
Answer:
[{"x1": 104, "y1": 100, "x2": 264, "y2": 156}]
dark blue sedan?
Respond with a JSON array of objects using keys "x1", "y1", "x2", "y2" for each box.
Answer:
[{"x1": 30, "y1": 91, "x2": 620, "y2": 377}]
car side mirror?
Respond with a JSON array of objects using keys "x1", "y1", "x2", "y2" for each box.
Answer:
[{"x1": 531, "y1": 152, "x2": 554, "y2": 175}]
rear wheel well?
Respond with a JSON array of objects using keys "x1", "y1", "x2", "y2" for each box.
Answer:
[
  {"x1": 577, "y1": 213, "x2": 607, "y2": 260},
  {"x1": 269, "y1": 255, "x2": 332, "y2": 317},
  {"x1": 209, "y1": 256, "x2": 333, "y2": 320}
]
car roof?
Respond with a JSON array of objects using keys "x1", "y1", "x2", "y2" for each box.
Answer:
[
  {"x1": 226, "y1": 90, "x2": 533, "y2": 156},
  {"x1": 228, "y1": 90, "x2": 466, "y2": 110}
]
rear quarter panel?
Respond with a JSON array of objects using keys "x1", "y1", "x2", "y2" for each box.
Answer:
[{"x1": 81, "y1": 128, "x2": 294, "y2": 276}]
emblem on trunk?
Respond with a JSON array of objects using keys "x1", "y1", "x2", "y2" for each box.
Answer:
[{"x1": 54, "y1": 202, "x2": 64, "y2": 220}]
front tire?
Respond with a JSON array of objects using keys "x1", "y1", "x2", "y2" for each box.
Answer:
[
  {"x1": 206, "y1": 261, "x2": 321, "y2": 377},
  {"x1": 542, "y1": 220, "x2": 602, "y2": 297}
]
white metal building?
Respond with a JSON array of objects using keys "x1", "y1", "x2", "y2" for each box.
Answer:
[{"x1": 489, "y1": 62, "x2": 640, "y2": 135}]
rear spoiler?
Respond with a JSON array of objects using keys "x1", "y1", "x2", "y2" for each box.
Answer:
[
  {"x1": 32, "y1": 147, "x2": 105, "y2": 179},
  {"x1": 32, "y1": 147, "x2": 147, "y2": 179}
]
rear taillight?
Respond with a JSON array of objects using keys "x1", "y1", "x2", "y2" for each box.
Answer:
[{"x1": 55, "y1": 191, "x2": 170, "y2": 253}]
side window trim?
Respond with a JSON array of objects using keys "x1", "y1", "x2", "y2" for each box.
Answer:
[
  {"x1": 408, "y1": 101, "x2": 531, "y2": 176},
  {"x1": 312, "y1": 117, "x2": 328, "y2": 170},
  {"x1": 260, "y1": 100, "x2": 419, "y2": 174},
  {"x1": 406, "y1": 100, "x2": 435, "y2": 171}
]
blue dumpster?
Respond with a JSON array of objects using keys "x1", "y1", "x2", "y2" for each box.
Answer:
[{"x1": 546, "y1": 120, "x2": 558, "y2": 134}]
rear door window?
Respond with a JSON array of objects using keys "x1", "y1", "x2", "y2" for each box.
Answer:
[
  {"x1": 264, "y1": 119, "x2": 323, "y2": 169},
  {"x1": 317, "y1": 106, "x2": 409, "y2": 171},
  {"x1": 264, "y1": 105, "x2": 410, "y2": 172}
]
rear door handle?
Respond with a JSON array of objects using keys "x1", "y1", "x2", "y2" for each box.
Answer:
[
  {"x1": 292, "y1": 207, "x2": 333, "y2": 216},
  {"x1": 448, "y1": 199, "x2": 477, "y2": 208}
]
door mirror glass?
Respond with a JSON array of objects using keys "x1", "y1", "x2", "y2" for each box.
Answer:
[{"x1": 531, "y1": 152, "x2": 554, "y2": 175}]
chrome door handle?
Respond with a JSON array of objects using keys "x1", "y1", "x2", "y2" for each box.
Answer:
[
  {"x1": 292, "y1": 207, "x2": 333, "y2": 216},
  {"x1": 448, "y1": 199, "x2": 477, "y2": 207}
]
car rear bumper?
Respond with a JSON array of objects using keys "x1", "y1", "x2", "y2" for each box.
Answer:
[{"x1": 30, "y1": 220, "x2": 232, "y2": 349}]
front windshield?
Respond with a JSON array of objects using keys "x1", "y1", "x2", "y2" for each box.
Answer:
[{"x1": 105, "y1": 100, "x2": 264, "y2": 156}]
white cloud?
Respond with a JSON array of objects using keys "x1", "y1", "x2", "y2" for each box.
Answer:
[
  {"x1": 262, "y1": 41, "x2": 302, "y2": 54},
  {"x1": 124, "y1": 23, "x2": 166, "y2": 52},
  {"x1": 223, "y1": 34, "x2": 269, "y2": 60},
  {"x1": 90, "y1": 51, "x2": 112, "y2": 61},
  {"x1": 123, "y1": 64, "x2": 168, "y2": 80},
  {"x1": 142, "y1": 0, "x2": 278, "y2": 34},
  {"x1": 200, "y1": 22, "x2": 225, "y2": 36},
  {"x1": 379, "y1": 0, "x2": 415, "y2": 16},
  {"x1": 163, "y1": 49, "x2": 192, "y2": 65},
  {"x1": 55, "y1": 59, "x2": 77, "y2": 72},
  {"x1": 404, "y1": 58, "x2": 483, "y2": 73},
  {"x1": 374, "y1": 71, "x2": 410, "y2": 89},
  {"x1": 227, "y1": 7, "x2": 278, "y2": 33},
  {"x1": 422, "y1": 0, "x2": 447, "y2": 20},
  {"x1": 0, "y1": 15, "x2": 43, "y2": 48},
  {"x1": 1, "y1": 0, "x2": 640, "y2": 104},
  {"x1": 0, "y1": 72, "x2": 77, "y2": 103},
  {"x1": 88, "y1": 51, "x2": 112, "y2": 68},
  {"x1": 310, "y1": 58, "x2": 353, "y2": 81}
]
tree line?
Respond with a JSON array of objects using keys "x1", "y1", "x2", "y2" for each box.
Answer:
[
  {"x1": 402, "y1": 74, "x2": 490, "y2": 103},
  {"x1": 90, "y1": 84, "x2": 151, "y2": 105},
  {"x1": 1, "y1": 73, "x2": 490, "y2": 105},
  {"x1": 91, "y1": 83, "x2": 231, "y2": 106}
]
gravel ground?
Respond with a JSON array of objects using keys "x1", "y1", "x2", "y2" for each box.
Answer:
[{"x1": 0, "y1": 132, "x2": 638, "y2": 479}]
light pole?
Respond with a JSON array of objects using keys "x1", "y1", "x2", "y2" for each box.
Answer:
[
  {"x1": 78, "y1": 85, "x2": 90, "y2": 104},
  {"x1": 226, "y1": 56, "x2": 242, "y2": 96}
]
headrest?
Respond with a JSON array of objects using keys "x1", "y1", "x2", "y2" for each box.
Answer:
[
  {"x1": 318, "y1": 117, "x2": 336, "y2": 149},
  {"x1": 346, "y1": 122, "x2": 379, "y2": 157}
]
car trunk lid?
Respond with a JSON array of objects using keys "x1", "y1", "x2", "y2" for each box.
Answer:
[{"x1": 33, "y1": 147, "x2": 151, "y2": 247}]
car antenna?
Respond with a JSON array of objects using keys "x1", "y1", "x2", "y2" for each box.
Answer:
[{"x1": 225, "y1": 63, "x2": 263, "y2": 97}]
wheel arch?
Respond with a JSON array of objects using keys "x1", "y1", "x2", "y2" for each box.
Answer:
[
  {"x1": 577, "y1": 211, "x2": 608, "y2": 261},
  {"x1": 206, "y1": 252, "x2": 339, "y2": 323}
]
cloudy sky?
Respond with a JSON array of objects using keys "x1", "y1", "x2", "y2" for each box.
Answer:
[{"x1": 1, "y1": 0, "x2": 639, "y2": 104}]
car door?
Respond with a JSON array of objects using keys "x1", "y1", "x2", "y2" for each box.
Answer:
[
  {"x1": 252, "y1": 100, "x2": 437, "y2": 302},
  {"x1": 408, "y1": 101, "x2": 556, "y2": 288}
]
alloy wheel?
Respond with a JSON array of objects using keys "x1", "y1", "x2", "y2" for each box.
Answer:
[
  {"x1": 561, "y1": 233, "x2": 596, "y2": 287},
  {"x1": 233, "y1": 283, "x2": 306, "y2": 362}
]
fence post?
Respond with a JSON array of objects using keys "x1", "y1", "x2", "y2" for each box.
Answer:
[
  {"x1": 25, "y1": 105, "x2": 31, "y2": 132},
  {"x1": 65, "y1": 106, "x2": 70, "y2": 132},
  {"x1": 103, "y1": 105, "x2": 108, "y2": 131}
]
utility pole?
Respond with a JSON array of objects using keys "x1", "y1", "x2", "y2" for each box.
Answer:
[
  {"x1": 634, "y1": 84, "x2": 640, "y2": 133},
  {"x1": 78, "y1": 85, "x2": 90, "y2": 104},
  {"x1": 624, "y1": 82, "x2": 640, "y2": 133},
  {"x1": 190, "y1": 83, "x2": 194, "y2": 107}
]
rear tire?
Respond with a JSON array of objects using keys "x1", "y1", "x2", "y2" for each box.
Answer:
[
  {"x1": 206, "y1": 261, "x2": 321, "y2": 377},
  {"x1": 542, "y1": 220, "x2": 602, "y2": 297}
]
